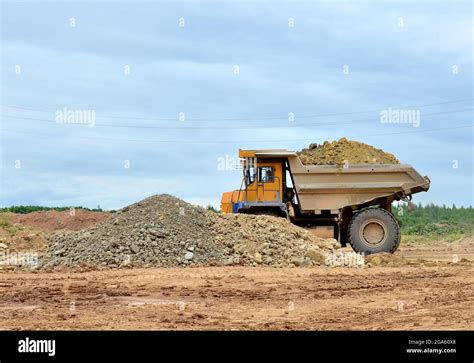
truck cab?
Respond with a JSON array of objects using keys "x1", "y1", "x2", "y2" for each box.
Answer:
[{"x1": 220, "y1": 149, "x2": 291, "y2": 216}]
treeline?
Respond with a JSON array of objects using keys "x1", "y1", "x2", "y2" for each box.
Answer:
[
  {"x1": 392, "y1": 203, "x2": 474, "y2": 237},
  {"x1": 206, "y1": 204, "x2": 220, "y2": 213},
  {"x1": 0, "y1": 206, "x2": 107, "y2": 214}
]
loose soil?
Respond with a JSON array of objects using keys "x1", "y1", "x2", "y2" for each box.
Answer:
[
  {"x1": 297, "y1": 137, "x2": 400, "y2": 165},
  {"x1": 0, "y1": 210, "x2": 112, "y2": 253},
  {"x1": 11, "y1": 209, "x2": 112, "y2": 232}
]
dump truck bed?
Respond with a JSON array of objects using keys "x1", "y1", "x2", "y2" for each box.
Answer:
[{"x1": 252, "y1": 150, "x2": 430, "y2": 212}]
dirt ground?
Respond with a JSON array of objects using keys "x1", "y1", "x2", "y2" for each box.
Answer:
[
  {"x1": 0, "y1": 263, "x2": 472, "y2": 330},
  {"x1": 10, "y1": 209, "x2": 112, "y2": 232},
  {"x1": 0, "y1": 210, "x2": 111, "y2": 252},
  {"x1": 0, "y1": 211, "x2": 472, "y2": 330},
  {"x1": 398, "y1": 236, "x2": 474, "y2": 262}
]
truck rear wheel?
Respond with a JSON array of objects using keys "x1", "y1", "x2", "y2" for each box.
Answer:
[{"x1": 348, "y1": 208, "x2": 400, "y2": 254}]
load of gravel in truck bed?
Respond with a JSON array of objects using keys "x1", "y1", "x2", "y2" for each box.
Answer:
[
  {"x1": 297, "y1": 138, "x2": 400, "y2": 165},
  {"x1": 39, "y1": 194, "x2": 338, "y2": 269}
]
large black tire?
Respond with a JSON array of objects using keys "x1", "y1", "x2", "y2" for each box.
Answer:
[{"x1": 348, "y1": 208, "x2": 400, "y2": 254}]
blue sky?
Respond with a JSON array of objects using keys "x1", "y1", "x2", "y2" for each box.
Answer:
[{"x1": 1, "y1": 0, "x2": 472, "y2": 209}]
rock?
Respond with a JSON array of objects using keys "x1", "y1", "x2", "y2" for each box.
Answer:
[
  {"x1": 262, "y1": 248, "x2": 272, "y2": 256},
  {"x1": 263, "y1": 256, "x2": 273, "y2": 264},
  {"x1": 149, "y1": 228, "x2": 166, "y2": 238},
  {"x1": 223, "y1": 257, "x2": 234, "y2": 266},
  {"x1": 54, "y1": 249, "x2": 65, "y2": 256},
  {"x1": 184, "y1": 252, "x2": 194, "y2": 261},
  {"x1": 305, "y1": 248, "x2": 326, "y2": 265},
  {"x1": 254, "y1": 252, "x2": 262, "y2": 264},
  {"x1": 328, "y1": 238, "x2": 341, "y2": 249},
  {"x1": 0, "y1": 243, "x2": 8, "y2": 249},
  {"x1": 130, "y1": 244, "x2": 140, "y2": 254},
  {"x1": 301, "y1": 256, "x2": 311, "y2": 267},
  {"x1": 290, "y1": 256, "x2": 304, "y2": 267}
]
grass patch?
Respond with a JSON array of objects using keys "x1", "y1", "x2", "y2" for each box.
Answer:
[
  {"x1": 0, "y1": 213, "x2": 24, "y2": 236},
  {"x1": 0, "y1": 213, "x2": 12, "y2": 228}
]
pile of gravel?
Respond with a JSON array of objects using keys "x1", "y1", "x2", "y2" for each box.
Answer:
[
  {"x1": 212, "y1": 213, "x2": 339, "y2": 267},
  {"x1": 297, "y1": 138, "x2": 400, "y2": 166},
  {"x1": 40, "y1": 195, "x2": 221, "y2": 268},
  {"x1": 39, "y1": 194, "x2": 339, "y2": 269}
]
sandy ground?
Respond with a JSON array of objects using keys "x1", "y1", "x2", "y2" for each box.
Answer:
[{"x1": 0, "y1": 263, "x2": 472, "y2": 330}]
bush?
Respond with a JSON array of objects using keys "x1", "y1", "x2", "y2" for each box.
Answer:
[{"x1": 392, "y1": 203, "x2": 474, "y2": 239}]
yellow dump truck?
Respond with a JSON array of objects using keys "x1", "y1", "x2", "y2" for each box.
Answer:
[{"x1": 221, "y1": 149, "x2": 430, "y2": 254}]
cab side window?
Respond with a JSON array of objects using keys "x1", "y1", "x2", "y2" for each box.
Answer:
[
  {"x1": 245, "y1": 167, "x2": 255, "y2": 185},
  {"x1": 258, "y1": 167, "x2": 275, "y2": 183}
]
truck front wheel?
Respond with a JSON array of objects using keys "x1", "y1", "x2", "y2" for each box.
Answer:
[{"x1": 348, "y1": 208, "x2": 400, "y2": 254}]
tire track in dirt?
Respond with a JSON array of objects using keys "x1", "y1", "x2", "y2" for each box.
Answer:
[{"x1": 0, "y1": 266, "x2": 472, "y2": 330}]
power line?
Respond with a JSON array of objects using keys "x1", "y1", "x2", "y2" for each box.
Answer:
[
  {"x1": 2, "y1": 123, "x2": 472, "y2": 144},
  {"x1": 2, "y1": 97, "x2": 473, "y2": 122},
  {"x1": 2, "y1": 108, "x2": 472, "y2": 130}
]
